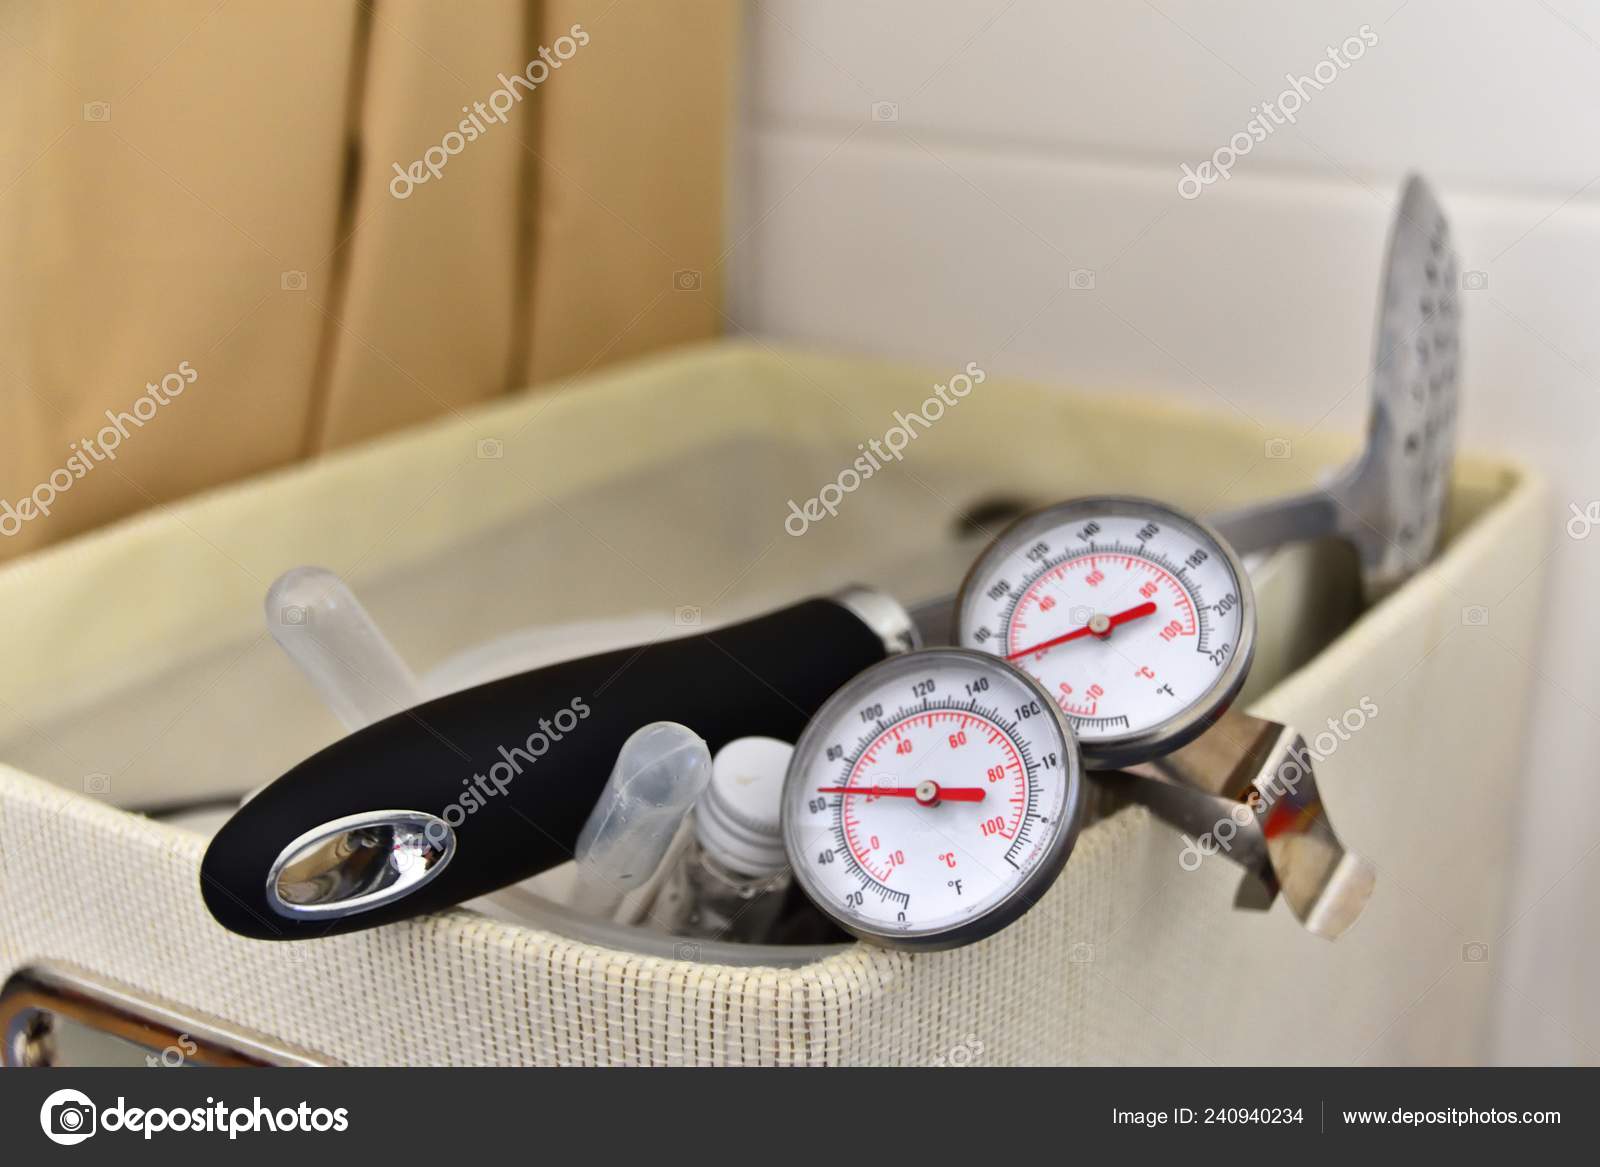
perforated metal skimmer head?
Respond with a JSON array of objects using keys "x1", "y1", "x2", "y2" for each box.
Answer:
[{"x1": 1332, "y1": 173, "x2": 1461, "y2": 597}]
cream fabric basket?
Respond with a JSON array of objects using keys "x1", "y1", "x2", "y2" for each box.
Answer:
[{"x1": 0, "y1": 342, "x2": 1545, "y2": 1065}]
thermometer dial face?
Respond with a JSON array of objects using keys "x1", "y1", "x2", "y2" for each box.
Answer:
[
  {"x1": 783, "y1": 649, "x2": 1084, "y2": 949},
  {"x1": 955, "y1": 497, "x2": 1255, "y2": 769}
]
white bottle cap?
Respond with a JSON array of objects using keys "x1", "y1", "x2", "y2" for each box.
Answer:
[{"x1": 694, "y1": 736, "x2": 794, "y2": 877}]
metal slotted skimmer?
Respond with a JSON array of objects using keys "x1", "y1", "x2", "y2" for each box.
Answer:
[{"x1": 1212, "y1": 173, "x2": 1461, "y2": 600}]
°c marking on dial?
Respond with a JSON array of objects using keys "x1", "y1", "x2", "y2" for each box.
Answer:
[{"x1": 823, "y1": 699, "x2": 1043, "y2": 892}]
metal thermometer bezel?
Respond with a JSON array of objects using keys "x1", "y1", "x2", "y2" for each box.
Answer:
[
  {"x1": 954, "y1": 495, "x2": 1257, "y2": 770},
  {"x1": 782, "y1": 647, "x2": 1086, "y2": 951}
]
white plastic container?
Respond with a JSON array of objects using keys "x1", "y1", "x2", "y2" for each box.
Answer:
[{"x1": 0, "y1": 343, "x2": 1546, "y2": 1065}]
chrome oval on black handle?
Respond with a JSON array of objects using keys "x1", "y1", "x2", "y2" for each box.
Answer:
[{"x1": 266, "y1": 810, "x2": 456, "y2": 920}]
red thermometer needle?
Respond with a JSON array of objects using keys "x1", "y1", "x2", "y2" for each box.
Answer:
[
  {"x1": 816, "y1": 783, "x2": 986, "y2": 804},
  {"x1": 1006, "y1": 600, "x2": 1158, "y2": 661}
]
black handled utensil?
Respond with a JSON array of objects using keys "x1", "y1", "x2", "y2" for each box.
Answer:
[{"x1": 200, "y1": 590, "x2": 913, "y2": 940}]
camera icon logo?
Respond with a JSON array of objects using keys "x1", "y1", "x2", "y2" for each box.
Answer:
[
  {"x1": 281, "y1": 270, "x2": 308, "y2": 292},
  {"x1": 476, "y1": 437, "x2": 504, "y2": 460},
  {"x1": 40, "y1": 1088, "x2": 97, "y2": 1145},
  {"x1": 1567, "y1": 501, "x2": 1600, "y2": 540},
  {"x1": 674, "y1": 605, "x2": 702, "y2": 627},
  {"x1": 280, "y1": 604, "x2": 309, "y2": 627},
  {"x1": 1069, "y1": 268, "x2": 1096, "y2": 291},
  {"x1": 1460, "y1": 270, "x2": 1488, "y2": 292},
  {"x1": 391, "y1": 839, "x2": 422, "y2": 873},
  {"x1": 1462, "y1": 941, "x2": 1489, "y2": 963},
  {"x1": 941, "y1": 1034, "x2": 984, "y2": 1067},
  {"x1": 672, "y1": 269, "x2": 702, "y2": 292},
  {"x1": 82, "y1": 102, "x2": 111, "y2": 123},
  {"x1": 871, "y1": 100, "x2": 899, "y2": 122},
  {"x1": 1067, "y1": 941, "x2": 1096, "y2": 964},
  {"x1": 1461, "y1": 605, "x2": 1489, "y2": 627},
  {"x1": 1265, "y1": 437, "x2": 1293, "y2": 460},
  {"x1": 83, "y1": 773, "x2": 111, "y2": 796},
  {"x1": 674, "y1": 941, "x2": 701, "y2": 961}
]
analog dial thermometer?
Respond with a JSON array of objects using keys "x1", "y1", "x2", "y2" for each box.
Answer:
[
  {"x1": 956, "y1": 497, "x2": 1256, "y2": 769},
  {"x1": 782, "y1": 649, "x2": 1084, "y2": 949}
]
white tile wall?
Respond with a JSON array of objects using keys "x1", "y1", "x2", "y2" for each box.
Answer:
[
  {"x1": 747, "y1": 0, "x2": 1600, "y2": 193},
  {"x1": 728, "y1": 0, "x2": 1600, "y2": 1064}
]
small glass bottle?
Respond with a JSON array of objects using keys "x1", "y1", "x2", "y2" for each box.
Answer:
[{"x1": 650, "y1": 737, "x2": 793, "y2": 944}]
